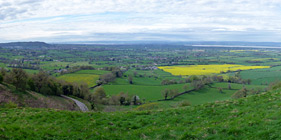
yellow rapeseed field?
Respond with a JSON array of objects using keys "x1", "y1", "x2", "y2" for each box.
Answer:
[{"x1": 158, "y1": 64, "x2": 270, "y2": 76}]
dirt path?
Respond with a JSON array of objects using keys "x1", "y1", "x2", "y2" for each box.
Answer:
[{"x1": 61, "y1": 95, "x2": 89, "y2": 112}]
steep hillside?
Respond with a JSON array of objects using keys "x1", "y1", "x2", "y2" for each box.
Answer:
[
  {"x1": 0, "y1": 84, "x2": 79, "y2": 111},
  {"x1": 1, "y1": 88, "x2": 281, "y2": 139}
]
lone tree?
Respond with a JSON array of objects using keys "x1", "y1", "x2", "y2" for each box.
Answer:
[
  {"x1": 132, "y1": 95, "x2": 140, "y2": 105},
  {"x1": 191, "y1": 80, "x2": 204, "y2": 90},
  {"x1": 0, "y1": 74, "x2": 3, "y2": 84},
  {"x1": 183, "y1": 84, "x2": 188, "y2": 91},
  {"x1": 128, "y1": 75, "x2": 133, "y2": 84},
  {"x1": 246, "y1": 79, "x2": 251, "y2": 85},
  {"x1": 162, "y1": 89, "x2": 170, "y2": 100},
  {"x1": 133, "y1": 71, "x2": 138, "y2": 77},
  {"x1": 232, "y1": 87, "x2": 248, "y2": 99},
  {"x1": 217, "y1": 87, "x2": 223, "y2": 93},
  {"x1": 93, "y1": 86, "x2": 106, "y2": 100},
  {"x1": 97, "y1": 73, "x2": 116, "y2": 84},
  {"x1": 118, "y1": 92, "x2": 130, "y2": 105},
  {"x1": 10, "y1": 68, "x2": 28, "y2": 91},
  {"x1": 228, "y1": 83, "x2": 232, "y2": 90}
]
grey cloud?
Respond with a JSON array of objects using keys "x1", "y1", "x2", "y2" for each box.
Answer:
[
  {"x1": 0, "y1": 2, "x2": 11, "y2": 7},
  {"x1": 0, "y1": 0, "x2": 42, "y2": 21},
  {"x1": 0, "y1": 7, "x2": 27, "y2": 20}
]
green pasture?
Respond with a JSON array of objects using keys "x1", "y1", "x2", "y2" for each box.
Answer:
[
  {"x1": 103, "y1": 83, "x2": 190, "y2": 101},
  {"x1": 74, "y1": 70, "x2": 110, "y2": 75},
  {"x1": 241, "y1": 66, "x2": 281, "y2": 85},
  {"x1": 58, "y1": 74, "x2": 99, "y2": 87}
]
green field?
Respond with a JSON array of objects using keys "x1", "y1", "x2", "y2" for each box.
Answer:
[
  {"x1": 74, "y1": 70, "x2": 110, "y2": 75},
  {"x1": 171, "y1": 83, "x2": 267, "y2": 105},
  {"x1": 241, "y1": 66, "x2": 281, "y2": 85},
  {"x1": 58, "y1": 74, "x2": 99, "y2": 87},
  {"x1": 40, "y1": 61, "x2": 92, "y2": 70},
  {"x1": 23, "y1": 69, "x2": 40, "y2": 74},
  {"x1": 2, "y1": 44, "x2": 281, "y2": 110},
  {"x1": 103, "y1": 83, "x2": 191, "y2": 101},
  {"x1": 56, "y1": 70, "x2": 110, "y2": 87}
]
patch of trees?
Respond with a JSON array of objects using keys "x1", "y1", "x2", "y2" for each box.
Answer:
[
  {"x1": 161, "y1": 75, "x2": 222, "y2": 86},
  {"x1": 227, "y1": 76, "x2": 251, "y2": 85},
  {"x1": 96, "y1": 73, "x2": 116, "y2": 85},
  {"x1": 88, "y1": 87, "x2": 142, "y2": 110},
  {"x1": 231, "y1": 87, "x2": 263, "y2": 99},
  {"x1": 7, "y1": 61, "x2": 40, "y2": 70},
  {"x1": 2, "y1": 68, "x2": 143, "y2": 110},
  {"x1": 189, "y1": 76, "x2": 214, "y2": 90},
  {"x1": 246, "y1": 60, "x2": 263, "y2": 63},
  {"x1": 96, "y1": 68, "x2": 124, "y2": 85},
  {"x1": 60, "y1": 66, "x2": 96, "y2": 75},
  {"x1": 160, "y1": 76, "x2": 217, "y2": 101},
  {"x1": 162, "y1": 89, "x2": 179, "y2": 100},
  {"x1": 161, "y1": 79, "x2": 178, "y2": 85},
  {"x1": 2, "y1": 68, "x2": 90, "y2": 98}
]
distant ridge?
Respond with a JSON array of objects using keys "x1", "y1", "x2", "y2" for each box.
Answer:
[
  {"x1": 0, "y1": 41, "x2": 51, "y2": 49},
  {"x1": 55, "y1": 41, "x2": 281, "y2": 47}
]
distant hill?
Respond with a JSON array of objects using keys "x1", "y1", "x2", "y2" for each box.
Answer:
[
  {"x1": 0, "y1": 41, "x2": 51, "y2": 49},
  {"x1": 2, "y1": 41, "x2": 281, "y2": 48},
  {"x1": 58, "y1": 41, "x2": 281, "y2": 47}
]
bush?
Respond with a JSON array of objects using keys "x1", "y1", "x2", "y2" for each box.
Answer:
[
  {"x1": 232, "y1": 88, "x2": 247, "y2": 99},
  {"x1": 134, "y1": 103, "x2": 159, "y2": 111},
  {"x1": 2, "y1": 101, "x2": 18, "y2": 108},
  {"x1": 178, "y1": 100, "x2": 191, "y2": 107},
  {"x1": 269, "y1": 81, "x2": 281, "y2": 90}
]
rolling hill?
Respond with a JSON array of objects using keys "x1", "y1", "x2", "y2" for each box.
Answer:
[{"x1": 1, "y1": 86, "x2": 281, "y2": 139}]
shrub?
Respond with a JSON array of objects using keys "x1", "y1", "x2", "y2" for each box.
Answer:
[
  {"x1": 134, "y1": 103, "x2": 159, "y2": 111},
  {"x1": 2, "y1": 101, "x2": 18, "y2": 108},
  {"x1": 178, "y1": 100, "x2": 191, "y2": 107},
  {"x1": 232, "y1": 88, "x2": 247, "y2": 99},
  {"x1": 269, "y1": 81, "x2": 281, "y2": 90}
]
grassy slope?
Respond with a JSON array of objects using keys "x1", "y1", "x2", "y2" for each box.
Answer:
[
  {"x1": 0, "y1": 84, "x2": 80, "y2": 111},
  {"x1": 1, "y1": 89, "x2": 281, "y2": 139},
  {"x1": 157, "y1": 83, "x2": 267, "y2": 108},
  {"x1": 104, "y1": 82, "x2": 267, "y2": 106}
]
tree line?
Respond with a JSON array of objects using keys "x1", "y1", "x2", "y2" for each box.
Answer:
[
  {"x1": 0, "y1": 68, "x2": 90, "y2": 98},
  {"x1": 0, "y1": 68, "x2": 142, "y2": 110}
]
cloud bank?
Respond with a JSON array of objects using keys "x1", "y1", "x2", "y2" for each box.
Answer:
[{"x1": 1, "y1": 0, "x2": 281, "y2": 42}]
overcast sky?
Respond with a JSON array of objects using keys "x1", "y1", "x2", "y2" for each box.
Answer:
[{"x1": 1, "y1": 0, "x2": 281, "y2": 42}]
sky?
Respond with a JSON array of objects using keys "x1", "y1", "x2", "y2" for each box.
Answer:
[{"x1": 1, "y1": 0, "x2": 281, "y2": 43}]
